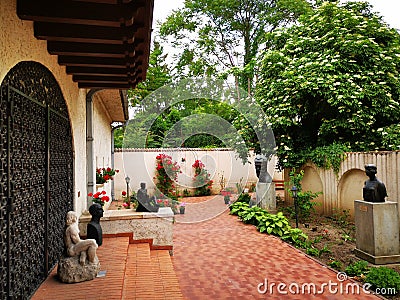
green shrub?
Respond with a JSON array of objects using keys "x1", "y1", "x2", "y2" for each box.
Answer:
[
  {"x1": 229, "y1": 202, "x2": 309, "y2": 249},
  {"x1": 365, "y1": 267, "x2": 400, "y2": 295},
  {"x1": 345, "y1": 260, "x2": 370, "y2": 277},
  {"x1": 236, "y1": 192, "x2": 251, "y2": 204},
  {"x1": 256, "y1": 212, "x2": 291, "y2": 237},
  {"x1": 281, "y1": 228, "x2": 308, "y2": 247},
  {"x1": 238, "y1": 206, "x2": 265, "y2": 226},
  {"x1": 229, "y1": 202, "x2": 250, "y2": 215},
  {"x1": 287, "y1": 169, "x2": 322, "y2": 222},
  {"x1": 328, "y1": 260, "x2": 342, "y2": 270}
]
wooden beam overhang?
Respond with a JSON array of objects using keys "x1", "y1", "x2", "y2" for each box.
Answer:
[{"x1": 17, "y1": 0, "x2": 153, "y2": 89}]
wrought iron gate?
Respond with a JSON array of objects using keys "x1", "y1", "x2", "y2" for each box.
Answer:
[{"x1": 0, "y1": 62, "x2": 73, "y2": 299}]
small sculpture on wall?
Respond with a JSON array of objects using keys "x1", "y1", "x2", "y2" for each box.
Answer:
[{"x1": 363, "y1": 164, "x2": 387, "y2": 202}]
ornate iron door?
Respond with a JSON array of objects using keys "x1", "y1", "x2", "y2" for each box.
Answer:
[{"x1": 0, "y1": 62, "x2": 73, "y2": 299}]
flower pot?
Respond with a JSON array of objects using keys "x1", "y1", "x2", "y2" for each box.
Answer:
[
  {"x1": 179, "y1": 206, "x2": 185, "y2": 214},
  {"x1": 224, "y1": 195, "x2": 230, "y2": 204}
]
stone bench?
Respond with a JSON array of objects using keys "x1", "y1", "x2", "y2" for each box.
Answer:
[{"x1": 79, "y1": 207, "x2": 174, "y2": 254}]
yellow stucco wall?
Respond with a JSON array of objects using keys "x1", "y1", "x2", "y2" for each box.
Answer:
[
  {"x1": 0, "y1": 0, "x2": 113, "y2": 215},
  {"x1": 297, "y1": 151, "x2": 400, "y2": 219}
]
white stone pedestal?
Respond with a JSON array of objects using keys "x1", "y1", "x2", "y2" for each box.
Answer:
[
  {"x1": 354, "y1": 200, "x2": 400, "y2": 264},
  {"x1": 256, "y1": 182, "x2": 276, "y2": 214}
]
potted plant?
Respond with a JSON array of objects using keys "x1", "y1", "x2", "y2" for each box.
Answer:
[
  {"x1": 96, "y1": 167, "x2": 119, "y2": 184},
  {"x1": 221, "y1": 189, "x2": 232, "y2": 204},
  {"x1": 179, "y1": 202, "x2": 186, "y2": 214},
  {"x1": 121, "y1": 191, "x2": 137, "y2": 210},
  {"x1": 88, "y1": 190, "x2": 110, "y2": 207}
]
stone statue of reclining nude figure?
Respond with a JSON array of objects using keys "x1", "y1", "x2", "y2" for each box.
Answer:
[{"x1": 65, "y1": 211, "x2": 98, "y2": 265}]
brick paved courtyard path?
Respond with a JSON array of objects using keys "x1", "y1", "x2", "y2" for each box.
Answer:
[{"x1": 172, "y1": 196, "x2": 380, "y2": 300}]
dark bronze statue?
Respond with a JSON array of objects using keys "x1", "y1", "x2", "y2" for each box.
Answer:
[
  {"x1": 87, "y1": 203, "x2": 103, "y2": 246},
  {"x1": 136, "y1": 182, "x2": 157, "y2": 212},
  {"x1": 254, "y1": 153, "x2": 271, "y2": 183},
  {"x1": 363, "y1": 164, "x2": 387, "y2": 202}
]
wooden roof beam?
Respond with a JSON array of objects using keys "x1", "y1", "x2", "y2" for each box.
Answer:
[
  {"x1": 47, "y1": 41, "x2": 143, "y2": 57},
  {"x1": 58, "y1": 54, "x2": 145, "y2": 67},
  {"x1": 34, "y1": 22, "x2": 144, "y2": 44},
  {"x1": 17, "y1": 0, "x2": 144, "y2": 27}
]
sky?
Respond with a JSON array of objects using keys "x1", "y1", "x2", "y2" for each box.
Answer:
[{"x1": 152, "y1": 0, "x2": 400, "y2": 31}]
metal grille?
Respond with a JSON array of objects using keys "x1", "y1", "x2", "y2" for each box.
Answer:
[
  {"x1": 0, "y1": 62, "x2": 73, "y2": 298},
  {"x1": 48, "y1": 110, "x2": 73, "y2": 269},
  {"x1": 0, "y1": 74, "x2": 9, "y2": 300}
]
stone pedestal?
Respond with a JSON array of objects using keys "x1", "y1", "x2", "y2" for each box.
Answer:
[
  {"x1": 256, "y1": 182, "x2": 276, "y2": 214},
  {"x1": 354, "y1": 200, "x2": 400, "y2": 264},
  {"x1": 57, "y1": 255, "x2": 100, "y2": 283}
]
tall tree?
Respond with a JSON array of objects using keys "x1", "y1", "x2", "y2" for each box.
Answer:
[
  {"x1": 256, "y1": 1, "x2": 400, "y2": 171},
  {"x1": 127, "y1": 41, "x2": 172, "y2": 108},
  {"x1": 114, "y1": 41, "x2": 172, "y2": 148},
  {"x1": 160, "y1": 0, "x2": 310, "y2": 90}
]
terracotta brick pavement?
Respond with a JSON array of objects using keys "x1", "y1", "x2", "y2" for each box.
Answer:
[
  {"x1": 31, "y1": 238, "x2": 183, "y2": 300},
  {"x1": 32, "y1": 194, "x2": 381, "y2": 300},
  {"x1": 171, "y1": 197, "x2": 381, "y2": 299},
  {"x1": 32, "y1": 237, "x2": 129, "y2": 300}
]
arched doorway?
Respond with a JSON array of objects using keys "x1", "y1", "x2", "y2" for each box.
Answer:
[{"x1": 0, "y1": 61, "x2": 73, "y2": 298}]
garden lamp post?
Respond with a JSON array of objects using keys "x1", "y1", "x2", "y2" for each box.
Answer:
[
  {"x1": 125, "y1": 176, "x2": 130, "y2": 200},
  {"x1": 291, "y1": 185, "x2": 299, "y2": 228}
]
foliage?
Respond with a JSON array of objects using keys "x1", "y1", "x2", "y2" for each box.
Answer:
[
  {"x1": 154, "y1": 154, "x2": 181, "y2": 197},
  {"x1": 235, "y1": 177, "x2": 244, "y2": 194},
  {"x1": 192, "y1": 159, "x2": 213, "y2": 196},
  {"x1": 160, "y1": 0, "x2": 310, "y2": 89},
  {"x1": 127, "y1": 41, "x2": 171, "y2": 107},
  {"x1": 256, "y1": 1, "x2": 400, "y2": 170},
  {"x1": 287, "y1": 169, "x2": 322, "y2": 222},
  {"x1": 229, "y1": 202, "x2": 309, "y2": 250},
  {"x1": 365, "y1": 267, "x2": 400, "y2": 295},
  {"x1": 88, "y1": 191, "x2": 110, "y2": 207},
  {"x1": 218, "y1": 172, "x2": 227, "y2": 192},
  {"x1": 331, "y1": 208, "x2": 354, "y2": 238},
  {"x1": 328, "y1": 260, "x2": 342, "y2": 270},
  {"x1": 183, "y1": 189, "x2": 191, "y2": 197},
  {"x1": 345, "y1": 260, "x2": 370, "y2": 277},
  {"x1": 236, "y1": 192, "x2": 251, "y2": 204},
  {"x1": 96, "y1": 167, "x2": 119, "y2": 184},
  {"x1": 120, "y1": 191, "x2": 137, "y2": 209},
  {"x1": 257, "y1": 211, "x2": 291, "y2": 236}
]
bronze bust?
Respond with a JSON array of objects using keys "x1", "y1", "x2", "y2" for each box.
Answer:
[{"x1": 363, "y1": 164, "x2": 387, "y2": 202}]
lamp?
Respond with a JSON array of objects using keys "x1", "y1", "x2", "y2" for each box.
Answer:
[
  {"x1": 125, "y1": 176, "x2": 130, "y2": 200},
  {"x1": 291, "y1": 185, "x2": 299, "y2": 228}
]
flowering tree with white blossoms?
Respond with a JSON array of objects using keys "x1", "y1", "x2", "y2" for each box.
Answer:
[{"x1": 256, "y1": 1, "x2": 400, "y2": 171}]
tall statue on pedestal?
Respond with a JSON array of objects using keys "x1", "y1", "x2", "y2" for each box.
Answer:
[{"x1": 363, "y1": 164, "x2": 387, "y2": 202}]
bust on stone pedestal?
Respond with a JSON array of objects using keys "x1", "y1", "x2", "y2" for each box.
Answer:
[
  {"x1": 354, "y1": 164, "x2": 400, "y2": 264},
  {"x1": 363, "y1": 164, "x2": 387, "y2": 202}
]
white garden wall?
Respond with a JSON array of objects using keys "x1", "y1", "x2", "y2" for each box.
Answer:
[{"x1": 113, "y1": 148, "x2": 282, "y2": 199}]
